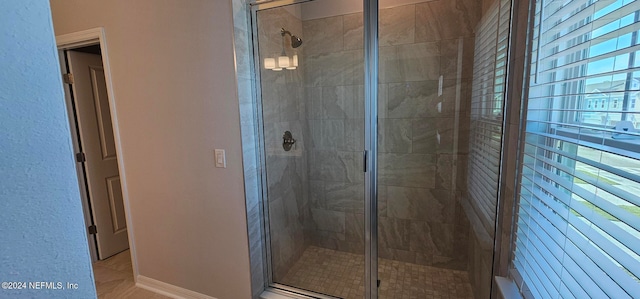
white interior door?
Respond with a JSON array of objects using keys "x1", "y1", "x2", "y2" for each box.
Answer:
[{"x1": 68, "y1": 51, "x2": 128, "y2": 260}]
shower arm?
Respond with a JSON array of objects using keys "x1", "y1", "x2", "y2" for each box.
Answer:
[
  {"x1": 280, "y1": 28, "x2": 292, "y2": 38},
  {"x1": 280, "y1": 28, "x2": 291, "y2": 55},
  {"x1": 280, "y1": 27, "x2": 303, "y2": 49}
]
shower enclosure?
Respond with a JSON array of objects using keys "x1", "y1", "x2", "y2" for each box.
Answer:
[{"x1": 249, "y1": 0, "x2": 513, "y2": 298}]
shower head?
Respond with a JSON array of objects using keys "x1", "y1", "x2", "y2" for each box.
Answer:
[
  {"x1": 290, "y1": 35, "x2": 303, "y2": 48},
  {"x1": 281, "y1": 28, "x2": 303, "y2": 48}
]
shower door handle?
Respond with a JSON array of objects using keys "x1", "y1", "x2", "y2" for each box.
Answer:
[{"x1": 363, "y1": 150, "x2": 368, "y2": 172}]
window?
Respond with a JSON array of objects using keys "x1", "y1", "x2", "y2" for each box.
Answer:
[
  {"x1": 469, "y1": 0, "x2": 511, "y2": 241},
  {"x1": 513, "y1": 0, "x2": 640, "y2": 298}
]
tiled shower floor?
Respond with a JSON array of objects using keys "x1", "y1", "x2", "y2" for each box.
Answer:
[{"x1": 280, "y1": 246, "x2": 473, "y2": 299}]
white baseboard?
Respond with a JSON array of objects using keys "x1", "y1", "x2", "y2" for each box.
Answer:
[{"x1": 136, "y1": 275, "x2": 218, "y2": 299}]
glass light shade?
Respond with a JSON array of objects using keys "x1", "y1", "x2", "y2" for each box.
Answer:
[
  {"x1": 264, "y1": 58, "x2": 276, "y2": 70},
  {"x1": 273, "y1": 68, "x2": 283, "y2": 71},
  {"x1": 278, "y1": 56, "x2": 290, "y2": 68},
  {"x1": 292, "y1": 54, "x2": 298, "y2": 67},
  {"x1": 286, "y1": 67, "x2": 297, "y2": 70}
]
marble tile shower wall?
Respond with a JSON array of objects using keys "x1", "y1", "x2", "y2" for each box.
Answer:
[
  {"x1": 302, "y1": 12, "x2": 366, "y2": 254},
  {"x1": 257, "y1": 8, "x2": 310, "y2": 282},
  {"x1": 231, "y1": 0, "x2": 265, "y2": 297},
  {"x1": 302, "y1": 0, "x2": 482, "y2": 271}
]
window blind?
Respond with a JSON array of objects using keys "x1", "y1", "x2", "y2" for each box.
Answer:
[
  {"x1": 513, "y1": 0, "x2": 640, "y2": 298},
  {"x1": 468, "y1": 0, "x2": 512, "y2": 239}
]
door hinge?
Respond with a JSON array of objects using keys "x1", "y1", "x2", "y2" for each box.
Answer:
[
  {"x1": 377, "y1": 279, "x2": 381, "y2": 288},
  {"x1": 75, "y1": 152, "x2": 86, "y2": 163},
  {"x1": 88, "y1": 225, "x2": 97, "y2": 235},
  {"x1": 63, "y1": 73, "x2": 74, "y2": 84}
]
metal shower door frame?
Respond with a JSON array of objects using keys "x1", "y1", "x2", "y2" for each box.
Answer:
[
  {"x1": 248, "y1": 0, "x2": 379, "y2": 298},
  {"x1": 363, "y1": 0, "x2": 379, "y2": 298}
]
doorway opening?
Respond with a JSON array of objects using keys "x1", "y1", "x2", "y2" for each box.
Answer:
[
  {"x1": 56, "y1": 28, "x2": 138, "y2": 296},
  {"x1": 61, "y1": 43, "x2": 129, "y2": 261}
]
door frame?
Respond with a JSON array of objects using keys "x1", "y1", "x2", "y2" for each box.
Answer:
[{"x1": 56, "y1": 28, "x2": 138, "y2": 276}]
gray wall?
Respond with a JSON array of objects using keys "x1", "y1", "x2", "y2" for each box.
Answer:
[
  {"x1": 303, "y1": 10, "x2": 366, "y2": 254},
  {"x1": 376, "y1": 1, "x2": 478, "y2": 270},
  {"x1": 0, "y1": 1, "x2": 96, "y2": 297},
  {"x1": 302, "y1": 0, "x2": 481, "y2": 271}
]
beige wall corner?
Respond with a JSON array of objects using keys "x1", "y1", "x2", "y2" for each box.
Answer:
[{"x1": 49, "y1": 0, "x2": 252, "y2": 298}]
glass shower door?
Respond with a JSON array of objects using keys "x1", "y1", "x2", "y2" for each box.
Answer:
[
  {"x1": 254, "y1": 1, "x2": 366, "y2": 298},
  {"x1": 253, "y1": 0, "x2": 512, "y2": 298},
  {"x1": 376, "y1": 0, "x2": 510, "y2": 298}
]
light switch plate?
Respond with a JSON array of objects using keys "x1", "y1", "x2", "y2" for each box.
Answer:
[{"x1": 214, "y1": 149, "x2": 226, "y2": 168}]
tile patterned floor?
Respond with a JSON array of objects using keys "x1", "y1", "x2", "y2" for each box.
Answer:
[
  {"x1": 93, "y1": 250, "x2": 170, "y2": 299},
  {"x1": 280, "y1": 246, "x2": 474, "y2": 299}
]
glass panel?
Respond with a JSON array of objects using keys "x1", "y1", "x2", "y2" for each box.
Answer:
[
  {"x1": 376, "y1": 0, "x2": 511, "y2": 298},
  {"x1": 254, "y1": 1, "x2": 366, "y2": 298}
]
